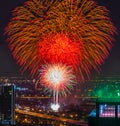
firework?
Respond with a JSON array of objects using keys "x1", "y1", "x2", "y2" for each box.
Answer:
[
  {"x1": 39, "y1": 33, "x2": 82, "y2": 72},
  {"x1": 36, "y1": 63, "x2": 76, "y2": 105},
  {"x1": 36, "y1": 63, "x2": 76, "y2": 95},
  {"x1": 5, "y1": 0, "x2": 116, "y2": 81}
]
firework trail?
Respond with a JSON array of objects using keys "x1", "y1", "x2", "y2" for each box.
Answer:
[{"x1": 5, "y1": 0, "x2": 116, "y2": 81}]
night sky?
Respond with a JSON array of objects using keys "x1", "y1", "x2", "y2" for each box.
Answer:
[{"x1": 0, "y1": 0, "x2": 120, "y2": 77}]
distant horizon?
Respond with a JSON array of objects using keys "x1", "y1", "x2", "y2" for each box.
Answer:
[{"x1": 1, "y1": 74, "x2": 120, "y2": 80}]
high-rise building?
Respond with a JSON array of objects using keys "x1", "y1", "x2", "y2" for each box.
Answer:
[{"x1": 0, "y1": 84, "x2": 15, "y2": 125}]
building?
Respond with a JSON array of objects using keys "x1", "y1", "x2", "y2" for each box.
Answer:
[
  {"x1": 0, "y1": 84, "x2": 15, "y2": 125},
  {"x1": 88, "y1": 98, "x2": 120, "y2": 126}
]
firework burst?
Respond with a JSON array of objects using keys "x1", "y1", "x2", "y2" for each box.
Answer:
[
  {"x1": 5, "y1": 0, "x2": 116, "y2": 81},
  {"x1": 36, "y1": 63, "x2": 76, "y2": 95},
  {"x1": 39, "y1": 33, "x2": 82, "y2": 72}
]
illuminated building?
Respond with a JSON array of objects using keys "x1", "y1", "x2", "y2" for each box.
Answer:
[
  {"x1": 89, "y1": 98, "x2": 120, "y2": 126},
  {"x1": 0, "y1": 84, "x2": 15, "y2": 125}
]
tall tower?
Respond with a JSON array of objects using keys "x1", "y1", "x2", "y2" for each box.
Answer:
[{"x1": 0, "y1": 84, "x2": 15, "y2": 125}]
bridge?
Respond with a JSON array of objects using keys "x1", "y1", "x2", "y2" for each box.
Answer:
[{"x1": 16, "y1": 109, "x2": 88, "y2": 126}]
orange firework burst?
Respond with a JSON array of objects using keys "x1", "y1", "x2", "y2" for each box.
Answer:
[{"x1": 5, "y1": 0, "x2": 116, "y2": 81}]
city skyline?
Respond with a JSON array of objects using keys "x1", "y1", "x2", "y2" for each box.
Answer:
[{"x1": 0, "y1": 0, "x2": 120, "y2": 77}]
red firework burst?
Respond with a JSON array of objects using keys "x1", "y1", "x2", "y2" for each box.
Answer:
[{"x1": 39, "y1": 33, "x2": 82, "y2": 73}]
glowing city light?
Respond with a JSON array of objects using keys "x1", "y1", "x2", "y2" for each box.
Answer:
[{"x1": 51, "y1": 103, "x2": 60, "y2": 112}]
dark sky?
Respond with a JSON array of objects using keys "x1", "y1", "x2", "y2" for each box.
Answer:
[
  {"x1": 0, "y1": 0, "x2": 120, "y2": 77},
  {"x1": 0, "y1": 0, "x2": 28, "y2": 76}
]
